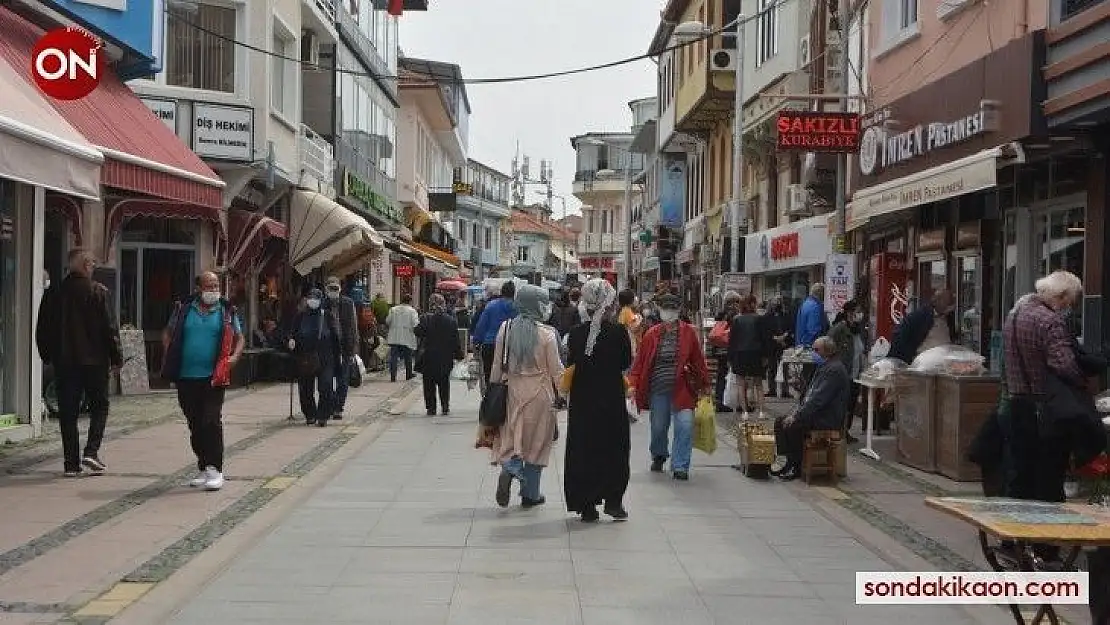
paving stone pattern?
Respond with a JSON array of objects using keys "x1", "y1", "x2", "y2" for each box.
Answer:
[{"x1": 165, "y1": 380, "x2": 983, "y2": 625}]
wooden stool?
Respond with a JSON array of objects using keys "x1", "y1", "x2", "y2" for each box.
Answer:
[{"x1": 803, "y1": 430, "x2": 842, "y2": 486}]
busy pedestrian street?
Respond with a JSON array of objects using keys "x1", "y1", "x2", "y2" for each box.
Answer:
[{"x1": 121, "y1": 379, "x2": 988, "y2": 625}]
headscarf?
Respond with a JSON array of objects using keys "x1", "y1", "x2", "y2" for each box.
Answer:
[
  {"x1": 506, "y1": 284, "x2": 549, "y2": 373},
  {"x1": 428, "y1": 293, "x2": 446, "y2": 314},
  {"x1": 580, "y1": 278, "x2": 616, "y2": 357}
]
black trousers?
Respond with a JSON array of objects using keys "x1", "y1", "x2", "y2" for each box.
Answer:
[
  {"x1": 176, "y1": 378, "x2": 227, "y2": 472},
  {"x1": 843, "y1": 382, "x2": 861, "y2": 433},
  {"x1": 480, "y1": 344, "x2": 496, "y2": 385},
  {"x1": 714, "y1": 356, "x2": 729, "y2": 406},
  {"x1": 298, "y1": 351, "x2": 337, "y2": 423},
  {"x1": 1005, "y1": 396, "x2": 1071, "y2": 560},
  {"x1": 774, "y1": 415, "x2": 810, "y2": 468},
  {"x1": 423, "y1": 373, "x2": 450, "y2": 413},
  {"x1": 55, "y1": 364, "x2": 110, "y2": 472}
]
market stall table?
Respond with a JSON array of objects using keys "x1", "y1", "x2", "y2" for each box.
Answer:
[{"x1": 926, "y1": 496, "x2": 1108, "y2": 625}]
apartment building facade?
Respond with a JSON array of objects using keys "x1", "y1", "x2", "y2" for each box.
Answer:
[
  {"x1": 846, "y1": 0, "x2": 1060, "y2": 360},
  {"x1": 452, "y1": 159, "x2": 512, "y2": 281}
]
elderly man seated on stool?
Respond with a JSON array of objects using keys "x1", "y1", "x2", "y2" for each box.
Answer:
[{"x1": 771, "y1": 336, "x2": 850, "y2": 481}]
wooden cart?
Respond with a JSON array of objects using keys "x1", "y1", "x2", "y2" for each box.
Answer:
[{"x1": 733, "y1": 420, "x2": 776, "y2": 479}]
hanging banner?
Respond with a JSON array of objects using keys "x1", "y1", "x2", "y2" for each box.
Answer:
[
  {"x1": 368, "y1": 250, "x2": 388, "y2": 297},
  {"x1": 825, "y1": 253, "x2": 855, "y2": 318},
  {"x1": 659, "y1": 156, "x2": 686, "y2": 227}
]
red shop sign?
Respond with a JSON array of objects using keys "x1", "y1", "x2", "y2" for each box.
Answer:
[
  {"x1": 770, "y1": 232, "x2": 800, "y2": 261},
  {"x1": 580, "y1": 257, "x2": 614, "y2": 270},
  {"x1": 393, "y1": 263, "x2": 415, "y2": 278},
  {"x1": 776, "y1": 111, "x2": 860, "y2": 153}
]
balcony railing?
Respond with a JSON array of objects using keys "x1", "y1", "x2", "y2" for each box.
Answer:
[
  {"x1": 335, "y1": 137, "x2": 396, "y2": 203},
  {"x1": 577, "y1": 232, "x2": 626, "y2": 254},
  {"x1": 313, "y1": 0, "x2": 336, "y2": 21},
  {"x1": 299, "y1": 124, "x2": 335, "y2": 195},
  {"x1": 574, "y1": 169, "x2": 636, "y2": 183},
  {"x1": 1062, "y1": 0, "x2": 1106, "y2": 20}
]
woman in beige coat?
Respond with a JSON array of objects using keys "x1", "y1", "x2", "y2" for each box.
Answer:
[{"x1": 490, "y1": 284, "x2": 564, "y2": 508}]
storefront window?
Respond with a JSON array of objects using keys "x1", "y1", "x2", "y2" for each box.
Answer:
[
  {"x1": 0, "y1": 182, "x2": 18, "y2": 416},
  {"x1": 1041, "y1": 206, "x2": 1086, "y2": 336},
  {"x1": 917, "y1": 258, "x2": 947, "y2": 304},
  {"x1": 956, "y1": 255, "x2": 981, "y2": 352}
]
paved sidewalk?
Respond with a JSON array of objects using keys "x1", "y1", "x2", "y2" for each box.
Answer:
[
  {"x1": 159, "y1": 381, "x2": 982, "y2": 625},
  {"x1": 0, "y1": 375, "x2": 414, "y2": 624}
]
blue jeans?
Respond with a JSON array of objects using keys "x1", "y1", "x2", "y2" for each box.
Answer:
[
  {"x1": 388, "y1": 345, "x2": 413, "y2": 381},
  {"x1": 334, "y1": 358, "x2": 350, "y2": 412},
  {"x1": 503, "y1": 456, "x2": 544, "y2": 500},
  {"x1": 649, "y1": 392, "x2": 694, "y2": 472}
]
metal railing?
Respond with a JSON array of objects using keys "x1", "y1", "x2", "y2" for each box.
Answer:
[
  {"x1": 299, "y1": 124, "x2": 335, "y2": 195},
  {"x1": 578, "y1": 232, "x2": 626, "y2": 254},
  {"x1": 335, "y1": 138, "x2": 397, "y2": 202},
  {"x1": 312, "y1": 0, "x2": 336, "y2": 21}
]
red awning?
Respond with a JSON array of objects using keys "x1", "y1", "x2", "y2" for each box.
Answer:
[
  {"x1": 228, "y1": 209, "x2": 287, "y2": 274},
  {"x1": 0, "y1": 7, "x2": 225, "y2": 209}
]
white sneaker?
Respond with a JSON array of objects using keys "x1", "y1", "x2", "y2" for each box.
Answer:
[
  {"x1": 189, "y1": 471, "x2": 207, "y2": 488},
  {"x1": 203, "y1": 466, "x2": 224, "y2": 491}
]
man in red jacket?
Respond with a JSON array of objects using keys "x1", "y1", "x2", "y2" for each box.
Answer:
[{"x1": 629, "y1": 292, "x2": 710, "y2": 481}]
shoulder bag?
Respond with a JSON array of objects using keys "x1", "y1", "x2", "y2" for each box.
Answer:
[{"x1": 479, "y1": 320, "x2": 511, "y2": 428}]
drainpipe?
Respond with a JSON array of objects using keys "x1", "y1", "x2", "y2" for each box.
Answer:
[{"x1": 1017, "y1": 0, "x2": 1028, "y2": 36}]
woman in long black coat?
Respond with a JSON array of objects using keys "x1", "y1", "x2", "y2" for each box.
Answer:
[
  {"x1": 564, "y1": 278, "x2": 633, "y2": 523},
  {"x1": 415, "y1": 293, "x2": 463, "y2": 416}
]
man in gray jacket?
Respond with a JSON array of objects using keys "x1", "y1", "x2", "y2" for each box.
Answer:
[
  {"x1": 772, "y1": 336, "x2": 849, "y2": 481},
  {"x1": 325, "y1": 276, "x2": 359, "y2": 419}
]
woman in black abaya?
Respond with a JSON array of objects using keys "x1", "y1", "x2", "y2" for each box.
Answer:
[{"x1": 564, "y1": 278, "x2": 633, "y2": 523}]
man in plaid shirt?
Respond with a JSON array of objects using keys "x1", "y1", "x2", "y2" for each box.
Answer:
[{"x1": 1002, "y1": 270, "x2": 1084, "y2": 507}]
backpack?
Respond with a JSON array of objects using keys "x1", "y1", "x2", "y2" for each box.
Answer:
[{"x1": 708, "y1": 319, "x2": 731, "y2": 348}]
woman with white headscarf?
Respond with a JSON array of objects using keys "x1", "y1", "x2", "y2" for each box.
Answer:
[
  {"x1": 488, "y1": 284, "x2": 564, "y2": 508},
  {"x1": 563, "y1": 278, "x2": 633, "y2": 522}
]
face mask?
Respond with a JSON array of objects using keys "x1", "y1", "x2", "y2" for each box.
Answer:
[
  {"x1": 812, "y1": 353, "x2": 827, "y2": 365},
  {"x1": 659, "y1": 310, "x2": 679, "y2": 323},
  {"x1": 200, "y1": 291, "x2": 220, "y2": 306},
  {"x1": 306, "y1": 299, "x2": 321, "y2": 310},
  {"x1": 326, "y1": 289, "x2": 340, "y2": 300}
]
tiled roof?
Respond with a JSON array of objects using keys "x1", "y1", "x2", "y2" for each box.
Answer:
[{"x1": 510, "y1": 210, "x2": 574, "y2": 242}]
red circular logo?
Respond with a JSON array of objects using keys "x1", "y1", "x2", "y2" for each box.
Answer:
[{"x1": 31, "y1": 27, "x2": 104, "y2": 100}]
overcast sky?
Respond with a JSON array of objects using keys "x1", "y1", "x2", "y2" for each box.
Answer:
[{"x1": 398, "y1": 1, "x2": 660, "y2": 216}]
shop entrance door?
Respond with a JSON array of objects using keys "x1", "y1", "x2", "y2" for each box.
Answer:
[
  {"x1": 1032, "y1": 198, "x2": 1086, "y2": 337},
  {"x1": 118, "y1": 245, "x2": 195, "y2": 387}
]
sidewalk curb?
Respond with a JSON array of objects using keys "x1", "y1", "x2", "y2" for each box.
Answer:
[
  {"x1": 107, "y1": 400, "x2": 405, "y2": 625},
  {"x1": 802, "y1": 485, "x2": 1043, "y2": 625}
]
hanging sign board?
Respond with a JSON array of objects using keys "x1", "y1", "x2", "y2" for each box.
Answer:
[{"x1": 776, "y1": 111, "x2": 861, "y2": 153}]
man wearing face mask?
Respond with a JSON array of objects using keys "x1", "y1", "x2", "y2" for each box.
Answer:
[
  {"x1": 772, "y1": 337, "x2": 849, "y2": 481},
  {"x1": 36, "y1": 248, "x2": 123, "y2": 477},
  {"x1": 763, "y1": 296, "x2": 793, "y2": 399},
  {"x1": 323, "y1": 277, "x2": 359, "y2": 420},
  {"x1": 288, "y1": 288, "x2": 342, "y2": 426},
  {"x1": 162, "y1": 272, "x2": 245, "y2": 490}
]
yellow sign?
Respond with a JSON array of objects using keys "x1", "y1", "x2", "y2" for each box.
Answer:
[{"x1": 453, "y1": 181, "x2": 473, "y2": 195}]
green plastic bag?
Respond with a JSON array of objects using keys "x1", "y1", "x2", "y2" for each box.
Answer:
[{"x1": 693, "y1": 396, "x2": 717, "y2": 455}]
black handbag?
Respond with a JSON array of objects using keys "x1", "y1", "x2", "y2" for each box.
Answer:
[
  {"x1": 348, "y1": 359, "x2": 363, "y2": 388},
  {"x1": 479, "y1": 320, "x2": 511, "y2": 428}
]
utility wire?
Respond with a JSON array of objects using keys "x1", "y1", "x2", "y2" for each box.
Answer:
[
  {"x1": 869, "y1": 3, "x2": 984, "y2": 98},
  {"x1": 165, "y1": 0, "x2": 795, "y2": 86}
]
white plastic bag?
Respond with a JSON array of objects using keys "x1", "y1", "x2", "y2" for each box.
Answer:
[
  {"x1": 354, "y1": 355, "x2": 368, "y2": 378},
  {"x1": 625, "y1": 397, "x2": 640, "y2": 424},
  {"x1": 451, "y1": 360, "x2": 470, "y2": 380},
  {"x1": 868, "y1": 337, "x2": 891, "y2": 363},
  {"x1": 775, "y1": 359, "x2": 786, "y2": 384},
  {"x1": 723, "y1": 373, "x2": 741, "y2": 410}
]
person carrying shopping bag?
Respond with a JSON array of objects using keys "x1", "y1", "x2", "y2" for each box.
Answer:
[{"x1": 628, "y1": 291, "x2": 711, "y2": 481}]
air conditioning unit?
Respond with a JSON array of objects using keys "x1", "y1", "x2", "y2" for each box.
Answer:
[
  {"x1": 709, "y1": 48, "x2": 738, "y2": 72},
  {"x1": 799, "y1": 36, "x2": 811, "y2": 66},
  {"x1": 787, "y1": 184, "x2": 812, "y2": 215},
  {"x1": 301, "y1": 31, "x2": 320, "y2": 66}
]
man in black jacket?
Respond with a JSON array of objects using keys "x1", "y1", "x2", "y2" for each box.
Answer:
[
  {"x1": 763, "y1": 296, "x2": 793, "y2": 398},
  {"x1": 324, "y1": 277, "x2": 359, "y2": 420},
  {"x1": 35, "y1": 248, "x2": 123, "y2": 477},
  {"x1": 772, "y1": 337, "x2": 849, "y2": 481}
]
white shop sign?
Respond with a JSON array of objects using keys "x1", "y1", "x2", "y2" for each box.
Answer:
[
  {"x1": 141, "y1": 97, "x2": 177, "y2": 133},
  {"x1": 743, "y1": 214, "x2": 831, "y2": 275},
  {"x1": 858, "y1": 101, "x2": 997, "y2": 176},
  {"x1": 824, "y1": 254, "x2": 855, "y2": 318},
  {"x1": 192, "y1": 103, "x2": 254, "y2": 161}
]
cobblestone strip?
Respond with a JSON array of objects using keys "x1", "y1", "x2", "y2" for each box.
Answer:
[
  {"x1": 0, "y1": 381, "x2": 411, "y2": 580},
  {"x1": 836, "y1": 495, "x2": 979, "y2": 571},
  {"x1": 850, "y1": 453, "x2": 959, "y2": 497}
]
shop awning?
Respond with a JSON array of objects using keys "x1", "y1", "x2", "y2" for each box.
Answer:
[
  {"x1": 0, "y1": 50, "x2": 102, "y2": 200},
  {"x1": 847, "y1": 143, "x2": 1022, "y2": 231},
  {"x1": 290, "y1": 190, "x2": 383, "y2": 276},
  {"x1": 228, "y1": 210, "x2": 288, "y2": 274},
  {"x1": 0, "y1": 7, "x2": 225, "y2": 209},
  {"x1": 409, "y1": 241, "x2": 460, "y2": 268}
]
